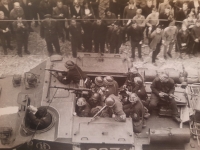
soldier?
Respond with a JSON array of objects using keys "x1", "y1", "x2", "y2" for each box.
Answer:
[
  {"x1": 106, "y1": 21, "x2": 123, "y2": 54},
  {"x1": 69, "y1": 19, "x2": 83, "y2": 58},
  {"x1": 101, "y1": 94, "x2": 126, "y2": 122},
  {"x1": 149, "y1": 72, "x2": 181, "y2": 123},
  {"x1": 40, "y1": 14, "x2": 61, "y2": 56},
  {"x1": 10, "y1": 2, "x2": 25, "y2": 20},
  {"x1": 75, "y1": 97, "x2": 91, "y2": 117},
  {"x1": 53, "y1": 60, "x2": 87, "y2": 85},
  {"x1": 0, "y1": 11, "x2": 13, "y2": 55},
  {"x1": 127, "y1": 20, "x2": 144, "y2": 61},
  {"x1": 26, "y1": 106, "x2": 52, "y2": 130},
  {"x1": 88, "y1": 93, "x2": 104, "y2": 116},
  {"x1": 12, "y1": 17, "x2": 30, "y2": 57},
  {"x1": 123, "y1": 93, "x2": 145, "y2": 133},
  {"x1": 52, "y1": 0, "x2": 70, "y2": 42},
  {"x1": 103, "y1": 76, "x2": 119, "y2": 97},
  {"x1": 91, "y1": 76, "x2": 104, "y2": 93}
]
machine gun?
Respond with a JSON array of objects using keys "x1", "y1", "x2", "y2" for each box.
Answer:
[{"x1": 45, "y1": 69, "x2": 68, "y2": 74}]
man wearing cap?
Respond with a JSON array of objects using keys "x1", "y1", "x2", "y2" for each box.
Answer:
[
  {"x1": 103, "y1": 76, "x2": 119, "y2": 97},
  {"x1": 40, "y1": 14, "x2": 61, "y2": 56},
  {"x1": 127, "y1": 20, "x2": 144, "y2": 61},
  {"x1": 26, "y1": 106, "x2": 52, "y2": 130},
  {"x1": 149, "y1": 73, "x2": 181, "y2": 123},
  {"x1": 162, "y1": 21, "x2": 178, "y2": 59},
  {"x1": 101, "y1": 94, "x2": 126, "y2": 122},
  {"x1": 75, "y1": 97, "x2": 91, "y2": 117},
  {"x1": 106, "y1": 21, "x2": 123, "y2": 54},
  {"x1": 54, "y1": 60, "x2": 87, "y2": 85}
]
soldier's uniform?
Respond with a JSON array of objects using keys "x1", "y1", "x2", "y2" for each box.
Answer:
[
  {"x1": 12, "y1": 20, "x2": 30, "y2": 57},
  {"x1": 40, "y1": 15, "x2": 61, "y2": 56}
]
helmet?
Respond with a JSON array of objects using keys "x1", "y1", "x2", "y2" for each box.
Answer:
[
  {"x1": 103, "y1": 76, "x2": 114, "y2": 86},
  {"x1": 77, "y1": 97, "x2": 86, "y2": 107},
  {"x1": 159, "y1": 73, "x2": 169, "y2": 82},
  {"x1": 105, "y1": 97, "x2": 115, "y2": 107},
  {"x1": 129, "y1": 93, "x2": 139, "y2": 103},
  {"x1": 91, "y1": 93, "x2": 100, "y2": 102},
  {"x1": 134, "y1": 77, "x2": 142, "y2": 85},
  {"x1": 95, "y1": 76, "x2": 104, "y2": 86},
  {"x1": 35, "y1": 107, "x2": 47, "y2": 119},
  {"x1": 65, "y1": 60, "x2": 75, "y2": 70}
]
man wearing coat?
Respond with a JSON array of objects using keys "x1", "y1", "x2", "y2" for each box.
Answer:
[
  {"x1": 10, "y1": 2, "x2": 25, "y2": 20},
  {"x1": 0, "y1": 0, "x2": 13, "y2": 18},
  {"x1": 40, "y1": 14, "x2": 61, "y2": 56}
]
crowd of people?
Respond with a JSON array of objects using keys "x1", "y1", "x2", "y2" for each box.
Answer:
[
  {"x1": 0, "y1": 0, "x2": 200, "y2": 63},
  {"x1": 48, "y1": 60, "x2": 181, "y2": 133}
]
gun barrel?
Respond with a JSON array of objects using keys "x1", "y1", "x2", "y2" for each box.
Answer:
[
  {"x1": 50, "y1": 86, "x2": 92, "y2": 92},
  {"x1": 88, "y1": 105, "x2": 107, "y2": 124},
  {"x1": 45, "y1": 69, "x2": 67, "y2": 73}
]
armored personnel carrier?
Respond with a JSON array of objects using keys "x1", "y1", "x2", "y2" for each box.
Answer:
[{"x1": 0, "y1": 52, "x2": 199, "y2": 150}]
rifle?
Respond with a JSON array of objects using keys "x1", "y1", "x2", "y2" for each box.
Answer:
[
  {"x1": 88, "y1": 105, "x2": 107, "y2": 124},
  {"x1": 160, "y1": 92, "x2": 181, "y2": 102},
  {"x1": 45, "y1": 69, "x2": 67, "y2": 74},
  {"x1": 50, "y1": 86, "x2": 92, "y2": 92}
]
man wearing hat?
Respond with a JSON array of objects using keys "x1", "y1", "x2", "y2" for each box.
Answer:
[
  {"x1": 106, "y1": 21, "x2": 123, "y2": 54},
  {"x1": 101, "y1": 94, "x2": 126, "y2": 122},
  {"x1": 26, "y1": 106, "x2": 52, "y2": 130},
  {"x1": 75, "y1": 97, "x2": 91, "y2": 117},
  {"x1": 54, "y1": 60, "x2": 87, "y2": 85},
  {"x1": 162, "y1": 21, "x2": 178, "y2": 59},
  {"x1": 91, "y1": 76, "x2": 104, "y2": 93},
  {"x1": 40, "y1": 14, "x2": 61, "y2": 56},
  {"x1": 127, "y1": 20, "x2": 144, "y2": 61},
  {"x1": 103, "y1": 76, "x2": 119, "y2": 97},
  {"x1": 149, "y1": 72, "x2": 181, "y2": 123}
]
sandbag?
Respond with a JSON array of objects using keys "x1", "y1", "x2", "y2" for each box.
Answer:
[
  {"x1": 165, "y1": 68, "x2": 181, "y2": 83},
  {"x1": 144, "y1": 70, "x2": 158, "y2": 82}
]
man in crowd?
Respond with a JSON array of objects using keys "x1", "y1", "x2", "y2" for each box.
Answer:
[
  {"x1": 133, "y1": 9, "x2": 146, "y2": 30},
  {"x1": 123, "y1": 0, "x2": 137, "y2": 26},
  {"x1": 101, "y1": 94, "x2": 126, "y2": 122},
  {"x1": 159, "y1": 6, "x2": 173, "y2": 29},
  {"x1": 13, "y1": 17, "x2": 30, "y2": 57},
  {"x1": 127, "y1": 20, "x2": 143, "y2": 61},
  {"x1": 107, "y1": 21, "x2": 123, "y2": 54},
  {"x1": 0, "y1": 11, "x2": 13, "y2": 55},
  {"x1": 69, "y1": 19, "x2": 83, "y2": 58},
  {"x1": 158, "y1": 0, "x2": 172, "y2": 14},
  {"x1": 70, "y1": 0, "x2": 83, "y2": 19},
  {"x1": 89, "y1": 0, "x2": 99, "y2": 18},
  {"x1": 52, "y1": 0, "x2": 70, "y2": 42},
  {"x1": 92, "y1": 18, "x2": 107, "y2": 53},
  {"x1": 149, "y1": 72, "x2": 181, "y2": 123},
  {"x1": 142, "y1": 0, "x2": 154, "y2": 18},
  {"x1": 40, "y1": 14, "x2": 61, "y2": 56},
  {"x1": 10, "y1": 2, "x2": 25, "y2": 20},
  {"x1": 0, "y1": 0, "x2": 13, "y2": 18},
  {"x1": 39, "y1": 0, "x2": 55, "y2": 19},
  {"x1": 162, "y1": 21, "x2": 178, "y2": 59},
  {"x1": 191, "y1": 19, "x2": 200, "y2": 55},
  {"x1": 103, "y1": 76, "x2": 119, "y2": 97}
]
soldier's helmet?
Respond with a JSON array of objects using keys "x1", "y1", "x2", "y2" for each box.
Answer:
[
  {"x1": 105, "y1": 97, "x2": 115, "y2": 107},
  {"x1": 129, "y1": 67, "x2": 138, "y2": 74},
  {"x1": 35, "y1": 107, "x2": 48, "y2": 119},
  {"x1": 91, "y1": 93, "x2": 100, "y2": 102},
  {"x1": 65, "y1": 60, "x2": 75, "y2": 70},
  {"x1": 95, "y1": 76, "x2": 104, "y2": 86},
  {"x1": 103, "y1": 76, "x2": 114, "y2": 86},
  {"x1": 134, "y1": 77, "x2": 142, "y2": 85},
  {"x1": 77, "y1": 97, "x2": 86, "y2": 107}
]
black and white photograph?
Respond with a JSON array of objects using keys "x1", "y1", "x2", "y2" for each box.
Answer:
[{"x1": 0, "y1": 0, "x2": 200, "y2": 150}]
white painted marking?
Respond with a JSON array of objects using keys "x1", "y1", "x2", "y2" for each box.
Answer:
[{"x1": 0, "y1": 107, "x2": 18, "y2": 116}]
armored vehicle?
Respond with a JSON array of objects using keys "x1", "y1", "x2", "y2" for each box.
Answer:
[{"x1": 0, "y1": 52, "x2": 199, "y2": 150}]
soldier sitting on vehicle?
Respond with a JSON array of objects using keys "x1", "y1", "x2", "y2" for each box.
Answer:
[
  {"x1": 149, "y1": 72, "x2": 182, "y2": 123},
  {"x1": 26, "y1": 106, "x2": 52, "y2": 130},
  {"x1": 123, "y1": 93, "x2": 146, "y2": 133},
  {"x1": 75, "y1": 97, "x2": 91, "y2": 117},
  {"x1": 91, "y1": 76, "x2": 104, "y2": 93},
  {"x1": 103, "y1": 76, "x2": 119, "y2": 97},
  {"x1": 53, "y1": 60, "x2": 88, "y2": 86},
  {"x1": 101, "y1": 94, "x2": 126, "y2": 122}
]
